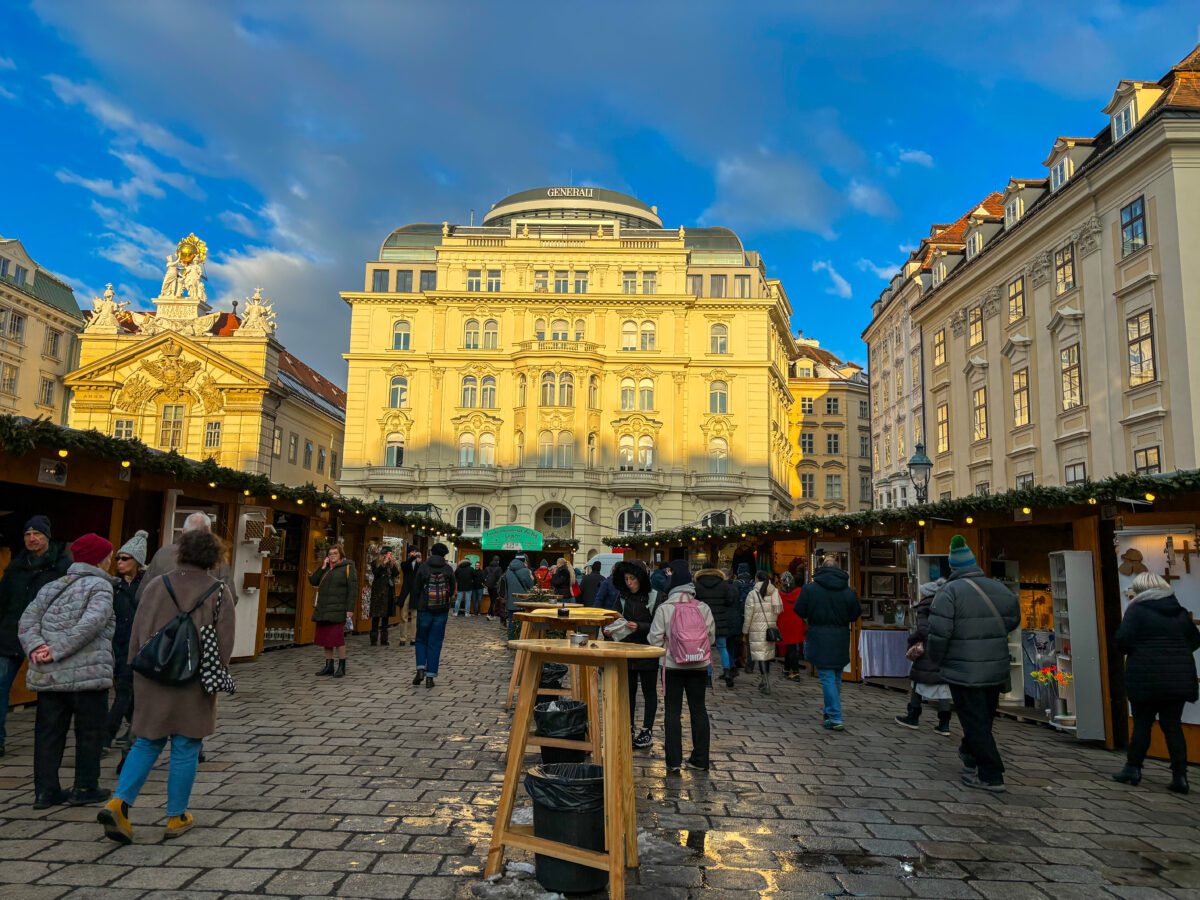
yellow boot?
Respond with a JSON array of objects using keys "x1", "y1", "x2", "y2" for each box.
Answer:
[
  {"x1": 165, "y1": 812, "x2": 194, "y2": 839},
  {"x1": 97, "y1": 798, "x2": 133, "y2": 844}
]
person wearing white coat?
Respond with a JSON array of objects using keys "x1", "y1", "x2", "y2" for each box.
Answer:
[{"x1": 743, "y1": 573, "x2": 782, "y2": 695}]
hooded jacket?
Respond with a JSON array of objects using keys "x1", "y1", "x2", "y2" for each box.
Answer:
[
  {"x1": 111, "y1": 571, "x2": 143, "y2": 681},
  {"x1": 309, "y1": 559, "x2": 358, "y2": 622},
  {"x1": 18, "y1": 562, "x2": 116, "y2": 692},
  {"x1": 647, "y1": 583, "x2": 715, "y2": 670},
  {"x1": 649, "y1": 567, "x2": 670, "y2": 596},
  {"x1": 369, "y1": 558, "x2": 400, "y2": 617},
  {"x1": 795, "y1": 566, "x2": 861, "y2": 669},
  {"x1": 926, "y1": 565, "x2": 1020, "y2": 688},
  {"x1": 744, "y1": 579, "x2": 783, "y2": 662},
  {"x1": 611, "y1": 562, "x2": 658, "y2": 671},
  {"x1": 503, "y1": 558, "x2": 535, "y2": 613},
  {"x1": 907, "y1": 594, "x2": 945, "y2": 686},
  {"x1": 595, "y1": 574, "x2": 619, "y2": 610},
  {"x1": 776, "y1": 587, "x2": 805, "y2": 645},
  {"x1": 550, "y1": 564, "x2": 574, "y2": 599},
  {"x1": 483, "y1": 558, "x2": 504, "y2": 596},
  {"x1": 693, "y1": 568, "x2": 738, "y2": 637},
  {"x1": 1116, "y1": 590, "x2": 1200, "y2": 703},
  {"x1": 455, "y1": 560, "x2": 476, "y2": 592},
  {"x1": 413, "y1": 553, "x2": 456, "y2": 613},
  {"x1": 579, "y1": 569, "x2": 605, "y2": 606},
  {"x1": 0, "y1": 541, "x2": 71, "y2": 657}
]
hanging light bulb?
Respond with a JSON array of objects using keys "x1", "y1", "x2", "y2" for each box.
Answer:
[
  {"x1": 917, "y1": 519, "x2": 926, "y2": 527},
  {"x1": 271, "y1": 493, "x2": 278, "y2": 501},
  {"x1": 1021, "y1": 507, "x2": 1031, "y2": 515},
  {"x1": 1144, "y1": 492, "x2": 1156, "y2": 502},
  {"x1": 208, "y1": 481, "x2": 217, "y2": 488},
  {"x1": 965, "y1": 516, "x2": 974, "y2": 525},
  {"x1": 57, "y1": 449, "x2": 69, "y2": 458},
  {"x1": 1087, "y1": 497, "x2": 1097, "y2": 505},
  {"x1": 244, "y1": 489, "x2": 252, "y2": 497},
  {"x1": 120, "y1": 460, "x2": 131, "y2": 469}
]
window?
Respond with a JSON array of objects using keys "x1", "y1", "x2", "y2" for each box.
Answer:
[
  {"x1": 372, "y1": 269, "x2": 389, "y2": 292},
  {"x1": 396, "y1": 270, "x2": 413, "y2": 293},
  {"x1": 966, "y1": 231, "x2": 983, "y2": 259},
  {"x1": 556, "y1": 431, "x2": 573, "y2": 468},
  {"x1": 160, "y1": 404, "x2": 185, "y2": 450},
  {"x1": 708, "y1": 438, "x2": 729, "y2": 474},
  {"x1": 1113, "y1": 103, "x2": 1133, "y2": 141},
  {"x1": 1127, "y1": 311, "x2": 1155, "y2": 386},
  {"x1": 554, "y1": 271, "x2": 569, "y2": 293},
  {"x1": 618, "y1": 434, "x2": 634, "y2": 471},
  {"x1": 975, "y1": 482, "x2": 990, "y2": 497},
  {"x1": 1008, "y1": 277, "x2": 1025, "y2": 322},
  {"x1": 795, "y1": 365, "x2": 812, "y2": 378},
  {"x1": 1015, "y1": 473, "x2": 1034, "y2": 490},
  {"x1": 898, "y1": 427, "x2": 905, "y2": 459},
  {"x1": 621, "y1": 321, "x2": 637, "y2": 351},
  {"x1": 800, "y1": 397, "x2": 814, "y2": 415},
  {"x1": 936, "y1": 404, "x2": 949, "y2": 454},
  {"x1": 859, "y1": 399, "x2": 869, "y2": 419},
  {"x1": 574, "y1": 270, "x2": 588, "y2": 293},
  {"x1": 895, "y1": 369, "x2": 903, "y2": 397},
  {"x1": 515, "y1": 431, "x2": 525, "y2": 466},
  {"x1": 574, "y1": 319, "x2": 585, "y2": 341},
  {"x1": 642, "y1": 271, "x2": 656, "y2": 294},
  {"x1": 534, "y1": 270, "x2": 548, "y2": 292},
  {"x1": 1050, "y1": 158, "x2": 1069, "y2": 191},
  {"x1": 487, "y1": 269, "x2": 501, "y2": 291},
  {"x1": 419, "y1": 270, "x2": 436, "y2": 292},
  {"x1": 825, "y1": 474, "x2": 843, "y2": 500},
  {"x1": 483, "y1": 319, "x2": 499, "y2": 349},
  {"x1": 734, "y1": 274, "x2": 751, "y2": 298},
  {"x1": 1133, "y1": 446, "x2": 1161, "y2": 475},
  {"x1": 1060, "y1": 344, "x2": 1083, "y2": 410},
  {"x1": 558, "y1": 373, "x2": 574, "y2": 407},
  {"x1": 800, "y1": 473, "x2": 815, "y2": 498},
  {"x1": 540, "y1": 372, "x2": 556, "y2": 406},
  {"x1": 859, "y1": 435, "x2": 870, "y2": 457},
  {"x1": 37, "y1": 377, "x2": 54, "y2": 408},
  {"x1": 388, "y1": 434, "x2": 408, "y2": 468},
  {"x1": 1054, "y1": 244, "x2": 1075, "y2": 294},
  {"x1": 637, "y1": 435, "x2": 654, "y2": 471},
  {"x1": 617, "y1": 507, "x2": 652, "y2": 534},
  {"x1": 481, "y1": 376, "x2": 497, "y2": 408},
  {"x1": 873, "y1": 441, "x2": 879, "y2": 472},
  {"x1": 534, "y1": 318, "x2": 547, "y2": 340},
  {"x1": 389, "y1": 376, "x2": 408, "y2": 408},
  {"x1": 466, "y1": 270, "x2": 482, "y2": 291},
  {"x1": 799, "y1": 432, "x2": 814, "y2": 454},
  {"x1": 317, "y1": 447, "x2": 327, "y2": 474},
  {"x1": 0, "y1": 258, "x2": 6, "y2": 277},
  {"x1": 272, "y1": 426, "x2": 283, "y2": 457},
  {"x1": 972, "y1": 386, "x2": 988, "y2": 441},
  {"x1": 1012, "y1": 368, "x2": 1030, "y2": 428},
  {"x1": 710, "y1": 274, "x2": 727, "y2": 298},
  {"x1": 620, "y1": 378, "x2": 635, "y2": 411},
  {"x1": 639, "y1": 321, "x2": 655, "y2": 351},
  {"x1": 638, "y1": 378, "x2": 654, "y2": 410},
  {"x1": 587, "y1": 432, "x2": 597, "y2": 468},
  {"x1": 288, "y1": 433, "x2": 299, "y2": 464},
  {"x1": 710, "y1": 324, "x2": 728, "y2": 354},
  {"x1": 517, "y1": 374, "x2": 527, "y2": 406},
  {"x1": 7, "y1": 311, "x2": 25, "y2": 342},
  {"x1": 114, "y1": 419, "x2": 135, "y2": 440},
  {"x1": 1065, "y1": 462, "x2": 1088, "y2": 486},
  {"x1": 588, "y1": 375, "x2": 599, "y2": 408},
  {"x1": 330, "y1": 452, "x2": 338, "y2": 479},
  {"x1": 825, "y1": 397, "x2": 840, "y2": 415},
  {"x1": 463, "y1": 319, "x2": 481, "y2": 349},
  {"x1": 303, "y1": 440, "x2": 314, "y2": 469},
  {"x1": 933, "y1": 328, "x2": 946, "y2": 367},
  {"x1": 623, "y1": 271, "x2": 638, "y2": 293},
  {"x1": 203, "y1": 420, "x2": 222, "y2": 449},
  {"x1": 550, "y1": 319, "x2": 569, "y2": 341},
  {"x1": 456, "y1": 505, "x2": 491, "y2": 535},
  {"x1": 968, "y1": 306, "x2": 983, "y2": 346},
  {"x1": 684, "y1": 273, "x2": 703, "y2": 297},
  {"x1": 43, "y1": 329, "x2": 62, "y2": 360},
  {"x1": 458, "y1": 433, "x2": 476, "y2": 466},
  {"x1": 911, "y1": 354, "x2": 920, "y2": 390},
  {"x1": 702, "y1": 511, "x2": 732, "y2": 527},
  {"x1": 826, "y1": 433, "x2": 840, "y2": 455},
  {"x1": 1005, "y1": 197, "x2": 1022, "y2": 227},
  {"x1": 1121, "y1": 196, "x2": 1146, "y2": 256},
  {"x1": 709, "y1": 381, "x2": 728, "y2": 414},
  {"x1": 392, "y1": 320, "x2": 411, "y2": 350},
  {"x1": 933, "y1": 262, "x2": 947, "y2": 286}
]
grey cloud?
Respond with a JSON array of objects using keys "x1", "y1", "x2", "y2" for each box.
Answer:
[{"x1": 702, "y1": 153, "x2": 841, "y2": 238}]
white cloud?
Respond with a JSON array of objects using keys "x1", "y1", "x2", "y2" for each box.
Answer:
[
  {"x1": 899, "y1": 242, "x2": 919, "y2": 254},
  {"x1": 0, "y1": 57, "x2": 14, "y2": 70},
  {"x1": 89, "y1": 202, "x2": 176, "y2": 281},
  {"x1": 847, "y1": 178, "x2": 897, "y2": 218},
  {"x1": 0, "y1": 85, "x2": 15, "y2": 101},
  {"x1": 857, "y1": 258, "x2": 899, "y2": 281},
  {"x1": 897, "y1": 148, "x2": 934, "y2": 168},
  {"x1": 812, "y1": 259, "x2": 852, "y2": 299},
  {"x1": 702, "y1": 152, "x2": 840, "y2": 237},
  {"x1": 56, "y1": 150, "x2": 201, "y2": 209},
  {"x1": 219, "y1": 210, "x2": 259, "y2": 238}
]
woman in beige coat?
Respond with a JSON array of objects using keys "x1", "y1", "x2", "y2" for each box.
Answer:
[
  {"x1": 98, "y1": 530, "x2": 235, "y2": 844},
  {"x1": 743, "y1": 572, "x2": 783, "y2": 695}
]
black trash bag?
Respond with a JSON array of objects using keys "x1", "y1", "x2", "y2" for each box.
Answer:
[
  {"x1": 539, "y1": 662, "x2": 568, "y2": 688},
  {"x1": 533, "y1": 700, "x2": 588, "y2": 738},
  {"x1": 525, "y1": 763, "x2": 607, "y2": 893},
  {"x1": 525, "y1": 762, "x2": 605, "y2": 812}
]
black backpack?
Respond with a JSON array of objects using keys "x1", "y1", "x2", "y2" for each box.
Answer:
[{"x1": 132, "y1": 576, "x2": 221, "y2": 685}]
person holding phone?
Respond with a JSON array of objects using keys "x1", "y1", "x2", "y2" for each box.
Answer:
[{"x1": 309, "y1": 546, "x2": 356, "y2": 678}]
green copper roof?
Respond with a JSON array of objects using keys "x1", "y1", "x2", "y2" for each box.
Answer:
[{"x1": 0, "y1": 269, "x2": 83, "y2": 320}]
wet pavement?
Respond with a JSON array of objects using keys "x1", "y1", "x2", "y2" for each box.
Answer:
[{"x1": 0, "y1": 615, "x2": 1196, "y2": 899}]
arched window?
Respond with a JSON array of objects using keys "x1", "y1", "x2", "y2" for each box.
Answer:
[
  {"x1": 617, "y1": 507, "x2": 653, "y2": 534},
  {"x1": 621, "y1": 320, "x2": 637, "y2": 351},
  {"x1": 618, "y1": 435, "x2": 634, "y2": 471},
  {"x1": 388, "y1": 376, "x2": 408, "y2": 408},
  {"x1": 517, "y1": 374, "x2": 527, "y2": 406},
  {"x1": 542, "y1": 504, "x2": 572, "y2": 530},
  {"x1": 551, "y1": 319, "x2": 569, "y2": 341},
  {"x1": 478, "y1": 432, "x2": 496, "y2": 466},
  {"x1": 708, "y1": 437, "x2": 729, "y2": 474},
  {"x1": 702, "y1": 511, "x2": 731, "y2": 527},
  {"x1": 480, "y1": 376, "x2": 497, "y2": 408},
  {"x1": 558, "y1": 372, "x2": 574, "y2": 407},
  {"x1": 710, "y1": 323, "x2": 728, "y2": 354},
  {"x1": 384, "y1": 433, "x2": 405, "y2": 466},
  {"x1": 534, "y1": 318, "x2": 547, "y2": 341},
  {"x1": 637, "y1": 435, "x2": 654, "y2": 471},
  {"x1": 460, "y1": 375, "x2": 477, "y2": 408},
  {"x1": 640, "y1": 320, "x2": 656, "y2": 351},
  {"x1": 587, "y1": 433, "x2": 597, "y2": 468},
  {"x1": 458, "y1": 433, "x2": 476, "y2": 466},
  {"x1": 709, "y1": 380, "x2": 728, "y2": 414},
  {"x1": 620, "y1": 378, "x2": 635, "y2": 411},
  {"x1": 574, "y1": 319, "x2": 585, "y2": 341},
  {"x1": 538, "y1": 431, "x2": 554, "y2": 468},
  {"x1": 515, "y1": 431, "x2": 525, "y2": 466},
  {"x1": 557, "y1": 431, "x2": 573, "y2": 468},
  {"x1": 392, "y1": 320, "x2": 411, "y2": 350},
  {"x1": 483, "y1": 319, "x2": 499, "y2": 349},
  {"x1": 540, "y1": 372, "x2": 556, "y2": 406},
  {"x1": 455, "y1": 505, "x2": 491, "y2": 535},
  {"x1": 463, "y1": 319, "x2": 480, "y2": 349},
  {"x1": 588, "y1": 375, "x2": 599, "y2": 408},
  {"x1": 638, "y1": 377, "x2": 654, "y2": 411}
]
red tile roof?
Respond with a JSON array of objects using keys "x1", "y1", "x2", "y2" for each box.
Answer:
[{"x1": 279, "y1": 350, "x2": 347, "y2": 412}]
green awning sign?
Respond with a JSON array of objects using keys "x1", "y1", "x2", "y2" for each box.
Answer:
[{"x1": 481, "y1": 525, "x2": 544, "y2": 551}]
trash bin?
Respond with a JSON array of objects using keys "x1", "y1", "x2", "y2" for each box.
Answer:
[
  {"x1": 536, "y1": 662, "x2": 570, "y2": 704},
  {"x1": 533, "y1": 699, "x2": 589, "y2": 764},
  {"x1": 524, "y1": 763, "x2": 607, "y2": 894}
]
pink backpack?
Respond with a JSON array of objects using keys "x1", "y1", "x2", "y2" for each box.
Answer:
[{"x1": 667, "y1": 595, "x2": 711, "y2": 665}]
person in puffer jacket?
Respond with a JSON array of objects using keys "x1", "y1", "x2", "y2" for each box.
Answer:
[
  {"x1": 693, "y1": 567, "x2": 739, "y2": 686},
  {"x1": 19, "y1": 533, "x2": 116, "y2": 810},
  {"x1": 894, "y1": 580, "x2": 953, "y2": 736}
]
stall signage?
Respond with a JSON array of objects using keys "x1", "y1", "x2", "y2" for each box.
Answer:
[{"x1": 481, "y1": 525, "x2": 544, "y2": 552}]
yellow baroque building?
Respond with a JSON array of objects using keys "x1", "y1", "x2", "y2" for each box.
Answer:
[{"x1": 339, "y1": 187, "x2": 797, "y2": 558}]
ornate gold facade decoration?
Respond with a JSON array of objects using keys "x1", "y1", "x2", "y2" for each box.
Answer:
[
  {"x1": 114, "y1": 374, "x2": 157, "y2": 412},
  {"x1": 609, "y1": 413, "x2": 664, "y2": 438},
  {"x1": 140, "y1": 344, "x2": 202, "y2": 401},
  {"x1": 699, "y1": 414, "x2": 738, "y2": 441}
]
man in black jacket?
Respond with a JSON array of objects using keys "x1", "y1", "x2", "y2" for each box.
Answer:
[
  {"x1": 579, "y1": 561, "x2": 605, "y2": 606},
  {"x1": 395, "y1": 549, "x2": 421, "y2": 646},
  {"x1": 927, "y1": 535, "x2": 1020, "y2": 792},
  {"x1": 412, "y1": 544, "x2": 456, "y2": 688},
  {"x1": 694, "y1": 567, "x2": 739, "y2": 686},
  {"x1": 795, "y1": 557, "x2": 861, "y2": 730},
  {"x1": 482, "y1": 556, "x2": 504, "y2": 620}
]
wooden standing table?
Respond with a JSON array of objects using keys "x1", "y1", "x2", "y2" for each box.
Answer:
[
  {"x1": 505, "y1": 606, "x2": 617, "y2": 711},
  {"x1": 487, "y1": 638, "x2": 665, "y2": 899}
]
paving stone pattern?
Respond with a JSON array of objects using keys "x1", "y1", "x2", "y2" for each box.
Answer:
[{"x1": 0, "y1": 616, "x2": 1196, "y2": 898}]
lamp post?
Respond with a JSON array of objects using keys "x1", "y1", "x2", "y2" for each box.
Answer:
[
  {"x1": 907, "y1": 443, "x2": 933, "y2": 505},
  {"x1": 629, "y1": 498, "x2": 644, "y2": 533}
]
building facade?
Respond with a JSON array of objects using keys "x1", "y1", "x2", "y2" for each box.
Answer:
[
  {"x1": 339, "y1": 187, "x2": 797, "y2": 556},
  {"x1": 0, "y1": 237, "x2": 84, "y2": 424},
  {"x1": 787, "y1": 337, "x2": 871, "y2": 513},
  {"x1": 66, "y1": 234, "x2": 345, "y2": 488}
]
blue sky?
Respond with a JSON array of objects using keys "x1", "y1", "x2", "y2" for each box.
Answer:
[{"x1": 2, "y1": 1, "x2": 1197, "y2": 383}]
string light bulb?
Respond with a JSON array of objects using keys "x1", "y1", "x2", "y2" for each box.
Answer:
[
  {"x1": 57, "y1": 449, "x2": 68, "y2": 458},
  {"x1": 120, "y1": 460, "x2": 131, "y2": 469},
  {"x1": 917, "y1": 519, "x2": 926, "y2": 527},
  {"x1": 208, "y1": 481, "x2": 217, "y2": 488},
  {"x1": 370, "y1": 516, "x2": 377, "y2": 522},
  {"x1": 1021, "y1": 507, "x2": 1031, "y2": 515},
  {"x1": 270, "y1": 493, "x2": 278, "y2": 500},
  {"x1": 1144, "y1": 492, "x2": 1156, "y2": 502},
  {"x1": 1087, "y1": 497, "x2": 1097, "y2": 505},
  {"x1": 320, "y1": 501, "x2": 328, "y2": 509},
  {"x1": 965, "y1": 516, "x2": 974, "y2": 525},
  {"x1": 297, "y1": 498, "x2": 304, "y2": 505},
  {"x1": 244, "y1": 489, "x2": 252, "y2": 497}
]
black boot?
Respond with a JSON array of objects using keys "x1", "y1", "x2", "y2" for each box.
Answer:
[
  {"x1": 412, "y1": 667, "x2": 425, "y2": 685},
  {"x1": 333, "y1": 659, "x2": 346, "y2": 679},
  {"x1": 1169, "y1": 770, "x2": 1189, "y2": 794},
  {"x1": 369, "y1": 628, "x2": 378, "y2": 646},
  {"x1": 380, "y1": 627, "x2": 389, "y2": 646},
  {"x1": 316, "y1": 660, "x2": 335, "y2": 677},
  {"x1": 1112, "y1": 764, "x2": 1142, "y2": 786}
]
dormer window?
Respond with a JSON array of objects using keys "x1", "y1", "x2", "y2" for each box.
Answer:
[
  {"x1": 1005, "y1": 198, "x2": 1022, "y2": 227},
  {"x1": 1050, "y1": 158, "x2": 1070, "y2": 191},
  {"x1": 933, "y1": 262, "x2": 947, "y2": 286},
  {"x1": 1112, "y1": 103, "x2": 1133, "y2": 141},
  {"x1": 965, "y1": 231, "x2": 983, "y2": 260}
]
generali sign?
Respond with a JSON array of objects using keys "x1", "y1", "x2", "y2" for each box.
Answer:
[{"x1": 546, "y1": 187, "x2": 595, "y2": 198}]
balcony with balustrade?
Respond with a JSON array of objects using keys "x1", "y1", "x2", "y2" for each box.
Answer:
[
  {"x1": 610, "y1": 468, "x2": 667, "y2": 497},
  {"x1": 513, "y1": 339, "x2": 603, "y2": 356},
  {"x1": 688, "y1": 471, "x2": 752, "y2": 499},
  {"x1": 444, "y1": 464, "x2": 502, "y2": 491}
]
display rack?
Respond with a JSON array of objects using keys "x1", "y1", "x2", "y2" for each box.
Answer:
[
  {"x1": 1048, "y1": 550, "x2": 1103, "y2": 740},
  {"x1": 264, "y1": 515, "x2": 304, "y2": 649}
]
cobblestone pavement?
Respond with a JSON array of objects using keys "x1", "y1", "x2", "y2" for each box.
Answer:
[{"x1": 0, "y1": 616, "x2": 1197, "y2": 899}]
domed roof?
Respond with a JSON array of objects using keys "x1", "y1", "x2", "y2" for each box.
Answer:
[
  {"x1": 683, "y1": 227, "x2": 743, "y2": 253},
  {"x1": 380, "y1": 223, "x2": 444, "y2": 256},
  {"x1": 482, "y1": 186, "x2": 662, "y2": 227}
]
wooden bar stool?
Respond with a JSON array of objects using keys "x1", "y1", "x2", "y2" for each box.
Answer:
[{"x1": 487, "y1": 638, "x2": 665, "y2": 899}]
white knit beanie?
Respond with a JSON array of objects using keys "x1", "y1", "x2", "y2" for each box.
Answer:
[{"x1": 118, "y1": 529, "x2": 150, "y2": 567}]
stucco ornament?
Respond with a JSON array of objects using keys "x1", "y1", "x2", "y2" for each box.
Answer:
[
  {"x1": 949, "y1": 309, "x2": 967, "y2": 337},
  {"x1": 85, "y1": 284, "x2": 127, "y2": 333},
  {"x1": 237, "y1": 288, "x2": 277, "y2": 336},
  {"x1": 1024, "y1": 250, "x2": 1052, "y2": 287},
  {"x1": 141, "y1": 343, "x2": 202, "y2": 401},
  {"x1": 113, "y1": 374, "x2": 157, "y2": 412},
  {"x1": 1072, "y1": 216, "x2": 1104, "y2": 256},
  {"x1": 194, "y1": 372, "x2": 225, "y2": 414}
]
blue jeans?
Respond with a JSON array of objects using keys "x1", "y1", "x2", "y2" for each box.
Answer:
[
  {"x1": 415, "y1": 611, "x2": 448, "y2": 676},
  {"x1": 818, "y1": 668, "x2": 843, "y2": 724},
  {"x1": 115, "y1": 735, "x2": 203, "y2": 817},
  {"x1": 454, "y1": 592, "x2": 471, "y2": 616},
  {"x1": 715, "y1": 637, "x2": 731, "y2": 671},
  {"x1": 0, "y1": 655, "x2": 22, "y2": 747}
]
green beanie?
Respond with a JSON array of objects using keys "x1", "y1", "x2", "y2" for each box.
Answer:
[{"x1": 948, "y1": 534, "x2": 976, "y2": 570}]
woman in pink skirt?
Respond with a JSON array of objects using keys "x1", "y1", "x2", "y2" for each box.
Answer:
[{"x1": 309, "y1": 546, "x2": 357, "y2": 678}]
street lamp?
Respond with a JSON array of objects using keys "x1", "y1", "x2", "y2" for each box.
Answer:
[
  {"x1": 629, "y1": 498, "x2": 644, "y2": 533},
  {"x1": 907, "y1": 442, "x2": 933, "y2": 505}
]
